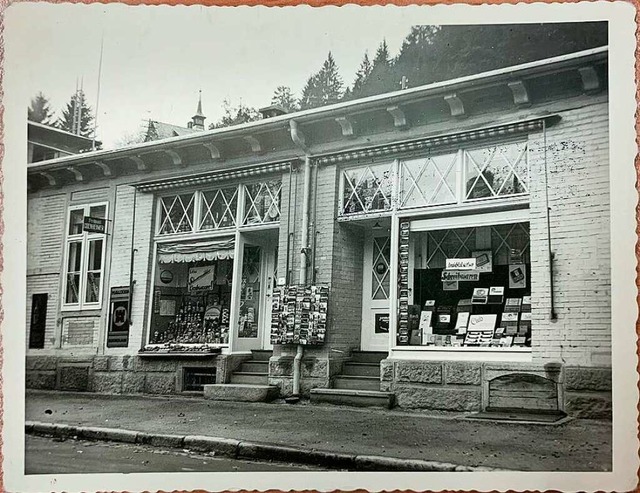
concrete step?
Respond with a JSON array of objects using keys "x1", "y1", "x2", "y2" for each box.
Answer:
[
  {"x1": 204, "y1": 384, "x2": 278, "y2": 402},
  {"x1": 333, "y1": 375, "x2": 381, "y2": 391},
  {"x1": 250, "y1": 350, "x2": 273, "y2": 361},
  {"x1": 240, "y1": 361, "x2": 269, "y2": 373},
  {"x1": 230, "y1": 372, "x2": 268, "y2": 385},
  {"x1": 350, "y1": 351, "x2": 387, "y2": 364},
  {"x1": 310, "y1": 388, "x2": 395, "y2": 409},
  {"x1": 342, "y1": 362, "x2": 380, "y2": 377}
]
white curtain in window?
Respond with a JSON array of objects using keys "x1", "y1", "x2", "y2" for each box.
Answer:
[{"x1": 157, "y1": 238, "x2": 235, "y2": 263}]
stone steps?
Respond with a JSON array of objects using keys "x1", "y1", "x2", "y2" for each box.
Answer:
[
  {"x1": 239, "y1": 361, "x2": 269, "y2": 373},
  {"x1": 229, "y1": 372, "x2": 269, "y2": 385},
  {"x1": 342, "y1": 362, "x2": 381, "y2": 377},
  {"x1": 310, "y1": 388, "x2": 395, "y2": 409},
  {"x1": 333, "y1": 375, "x2": 381, "y2": 391},
  {"x1": 350, "y1": 351, "x2": 387, "y2": 364},
  {"x1": 204, "y1": 384, "x2": 278, "y2": 402}
]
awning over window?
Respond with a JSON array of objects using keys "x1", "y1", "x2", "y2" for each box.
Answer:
[{"x1": 157, "y1": 238, "x2": 235, "y2": 263}]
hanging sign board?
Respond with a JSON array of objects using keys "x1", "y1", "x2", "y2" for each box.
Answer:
[
  {"x1": 83, "y1": 216, "x2": 106, "y2": 234},
  {"x1": 445, "y1": 258, "x2": 477, "y2": 270},
  {"x1": 441, "y1": 271, "x2": 480, "y2": 282},
  {"x1": 375, "y1": 313, "x2": 390, "y2": 334},
  {"x1": 107, "y1": 286, "x2": 130, "y2": 348}
]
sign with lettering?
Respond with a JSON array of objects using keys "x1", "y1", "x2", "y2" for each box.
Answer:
[
  {"x1": 468, "y1": 314, "x2": 497, "y2": 332},
  {"x1": 445, "y1": 258, "x2": 477, "y2": 270},
  {"x1": 189, "y1": 265, "x2": 215, "y2": 292},
  {"x1": 83, "y1": 216, "x2": 106, "y2": 234},
  {"x1": 375, "y1": 313, "x2": 389, "y2": 334},
  {"x1": 441, "y1": 271, "x2": 480, "y2": 282},
  {"x1": 107, "y1": 286, "x2": 130, "y2": 348}
]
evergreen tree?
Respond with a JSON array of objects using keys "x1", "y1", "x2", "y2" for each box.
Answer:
[
  {"x1": 353, "y1": 40, "x2": 397, "y2": 98},
  {"x1": 351, "y1": 51, "x2": 373, "y2": 95},
  {"x1": 28, "y1": 92, "x2": 54, "y2": 125},
  {"x1": 299, "y1": 52, "x2": 344, "y2": 110},
  {"x1": 210, "y1": 99, "x2": 261, "y2": 129},
  {"x1": 57, "y1": 90, "x2": 94, "y2": 137},
  {"x1": 271, "y1": 86, "x2": 298, "y2": 112}
]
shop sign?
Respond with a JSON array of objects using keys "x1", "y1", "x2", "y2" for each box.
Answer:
[
  {"x1": 445, "y1": 258, "x2": 477, "y2": 270},
  {"x1": 509, "y1": 264, "x2": 527, "y2": 289},
  {"x1": 107, "y1": 286, "x2": 130, "y2": 348},
  {"x1": 189, "y1": 265, "x2": 215, "y2": 292},
  {"x1": 83, "y1": 216, "x2": 106, "y2": 234},
  {"x1": 441, "y1": 270, "x2": 480, "y2": 282},
  {"x1": 375, "y1": 313, "x2": 389, "y2": 334}
]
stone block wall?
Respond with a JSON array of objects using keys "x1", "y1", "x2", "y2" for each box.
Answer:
[
  {"x1": 382, "y1": 359, "x2": 611, "y2": 418},
  {"x1": 26, "y1": 354, "x2": 234, "y2": 395},
  {"x1": 268, "y1": 355, "x2": 330, "y2": 397}
]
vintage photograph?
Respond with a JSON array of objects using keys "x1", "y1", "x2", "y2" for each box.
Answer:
[{"x1": 3, "y1": 2, "x2": 638, "y2": 492}]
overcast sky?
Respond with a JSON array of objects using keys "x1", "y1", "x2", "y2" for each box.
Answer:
[{"x1": 16, "y1": 4, "x2": 430, "y2": 148}]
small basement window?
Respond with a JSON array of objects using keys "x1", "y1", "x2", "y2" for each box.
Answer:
[{"x1": 183, "y1": 367, "x2": 217, "y2": 392}]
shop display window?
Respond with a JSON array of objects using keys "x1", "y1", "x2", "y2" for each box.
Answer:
[
  {"x1": 149, "y1": 258, "x2": 233, "y2": 345},
  {"x1": 397, "y1": 221, "x2": 531, "y2": 349}
]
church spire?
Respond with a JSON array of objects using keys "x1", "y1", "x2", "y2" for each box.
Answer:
[{"x1": 189, "y1": 90, "x2": 206, "y2": 130}]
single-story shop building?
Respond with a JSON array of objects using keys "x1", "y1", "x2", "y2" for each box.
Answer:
[{"x1": 25, "y1": 47, "x2": 611, "y2": 418}]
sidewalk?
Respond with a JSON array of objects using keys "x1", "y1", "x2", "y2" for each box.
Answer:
[{"x1": 25, "y1": 390, "x2": 611, "y2": 471}]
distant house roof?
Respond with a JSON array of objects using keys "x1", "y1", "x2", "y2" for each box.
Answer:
[
  {"x1": 28, "y1": 120, "x2": 98, "y2": 154},
  {"x1": 145, "y1": 120, "x2": 199, "y2": 142}
]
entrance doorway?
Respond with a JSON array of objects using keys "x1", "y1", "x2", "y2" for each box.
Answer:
[
  {"x1": 234, "y1": 229, "x2": 278, "y2": 352},
  {"x1": 361, "y1": 228, "x2": 392, "y2": 351}
]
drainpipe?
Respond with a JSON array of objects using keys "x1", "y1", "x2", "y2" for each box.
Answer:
[{"x1": 289, "y1": 119, "x2": 311, "y2": 398}]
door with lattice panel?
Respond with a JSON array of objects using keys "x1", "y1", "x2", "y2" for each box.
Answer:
[{"x1": 360, "y1": 232, "x2": 394, "y2": 351}]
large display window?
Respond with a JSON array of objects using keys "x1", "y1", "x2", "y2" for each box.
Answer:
[
  {"x1": 149, "y1": 239, "x2": 235, "y2": 345},
  {"x1": 397, "y1": 219, "x2": 531, "y2": 348}
]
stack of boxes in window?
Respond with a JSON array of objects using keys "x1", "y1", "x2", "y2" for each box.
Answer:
[
  {"x1": 270, "y1": 285, "x2": 328, "y2": 345},
  {"x1": 417, "y1": 289, "x2": 531, "y2": 348},
  {"x1": 397, "y1": 221, "x2": 411, "y2": 345}
]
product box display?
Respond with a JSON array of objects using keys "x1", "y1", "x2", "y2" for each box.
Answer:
[
  {"x1": 471, "y1": 288, "x2": 489, "y2": 304},
  {"x1": 504, "y1": 297, "x2": 522, "y2": 313},
  {"x1": 488, "y1": 286, "x2": 505, "y2": 304},
  {"x1": 455, "y1": 312, "x2": 470, "y2": 334}
]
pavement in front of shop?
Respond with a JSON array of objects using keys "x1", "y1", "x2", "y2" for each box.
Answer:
[{"x1": 25, "y1": 390, "x2": 611, "y2": 472}]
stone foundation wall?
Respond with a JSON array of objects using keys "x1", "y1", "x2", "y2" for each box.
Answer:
[
  {"x1": 382, "y1": 359, "x2": 611, "y2": 418},
  {"x1": 268, "y1": 355, "x2": 330, "y2": 397},
  {"x1": 26, "y1": 354, "x2": 234, "y2": 394}
]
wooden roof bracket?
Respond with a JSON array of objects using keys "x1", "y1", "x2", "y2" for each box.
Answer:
[
  {"x1": 335, "y1": 116, "x2": 355, "y2": 138},
  {"x1": 578, "y1": 66, "x2": 601, "y2": 94},
  {"x1": 386, "y1": 106, "x2": 408, "y2": 129},
  {"x1": 444, "y1": 93, "x2": 466, "y2": 118},
  {"x1": 508, "y1": 80, "x2": 531, "y2": 107}
]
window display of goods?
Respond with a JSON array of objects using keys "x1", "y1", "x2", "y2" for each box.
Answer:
[{"x1": 271, "y1": 284, "x2": 329, "y2": 346}]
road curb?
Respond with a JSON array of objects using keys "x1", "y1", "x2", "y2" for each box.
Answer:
[{"x1": 26, "y1": 421, "x2": 503, "y2": 472}]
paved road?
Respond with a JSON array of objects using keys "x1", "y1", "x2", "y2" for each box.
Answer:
[
  {"x1": 26, "y1": 435, "x2": 325, "y2": 474},
  {"x1": 26, "y1": 391, "x2": 612, "y2": 471}
]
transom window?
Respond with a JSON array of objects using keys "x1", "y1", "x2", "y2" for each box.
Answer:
[
  {"x1": 339, "y1": 141, "x2": 530, "y2": 217},
  {"x1": 159, "y1": 193, "x2": 195, "y2": 234},
  {"x1": 342, "y1": 163, "x2": 394, "y2": 215},
  {"x1": 243, "y1": 180, "x2": 282, "y2": 225},
  {"x1": 200, "y1": 187, "x2": 238, "y2": 230},
  {"x1": 157, "y1": 179, "x2": 282, "y2": 236},
  {"x1": 63, "y1": 203, "x2": 108, "y2": 310}
]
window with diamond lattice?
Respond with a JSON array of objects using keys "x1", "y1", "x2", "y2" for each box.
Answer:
[
  {"x1": 159, "y1": 193, "x2": 195, "y2": 235},
  {"x1": 243, "y1": 180, "x2": 282, "y2": 225},
  {"x1": 465, "y1": 142, "x2": 529, "y2": 200},
  {"x1": 200, "y1": 187, "x2": 238, "y2": 231},
  {"x1": 491, "y1": 223, "x2": 530, "y2": 265},
  {"x1": 342, "y1": 163, "x2": 393, "y2": 215},
  {"x1": 372, "y1": 237, "x2": 391, "y2": 300},
  {"x1": 399, "y1": 153, "x2": 458, "y2": 209},
  {"x1": 425, "y1": 228, "x2": 477, "y2": 269}
]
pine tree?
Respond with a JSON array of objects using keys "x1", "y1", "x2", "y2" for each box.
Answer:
[
  {"x1": 28, "y1": 92, "x2": 54, "y2": 125},
  {"x1": 271, "y1": 86, "x2": 298, "y2": 112},
  {"x1": 351, "y1": 51, "x2": 373, "y2": 95},
  {"x1": 57, "y1": 90, "x2": 94, "y2": 138},
  {"x1": 352, "y1": 40, "x2": 397, "y2": 98},
  {"x1": 299, "y1": 52, "x2": 344, "y2": 110}
]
